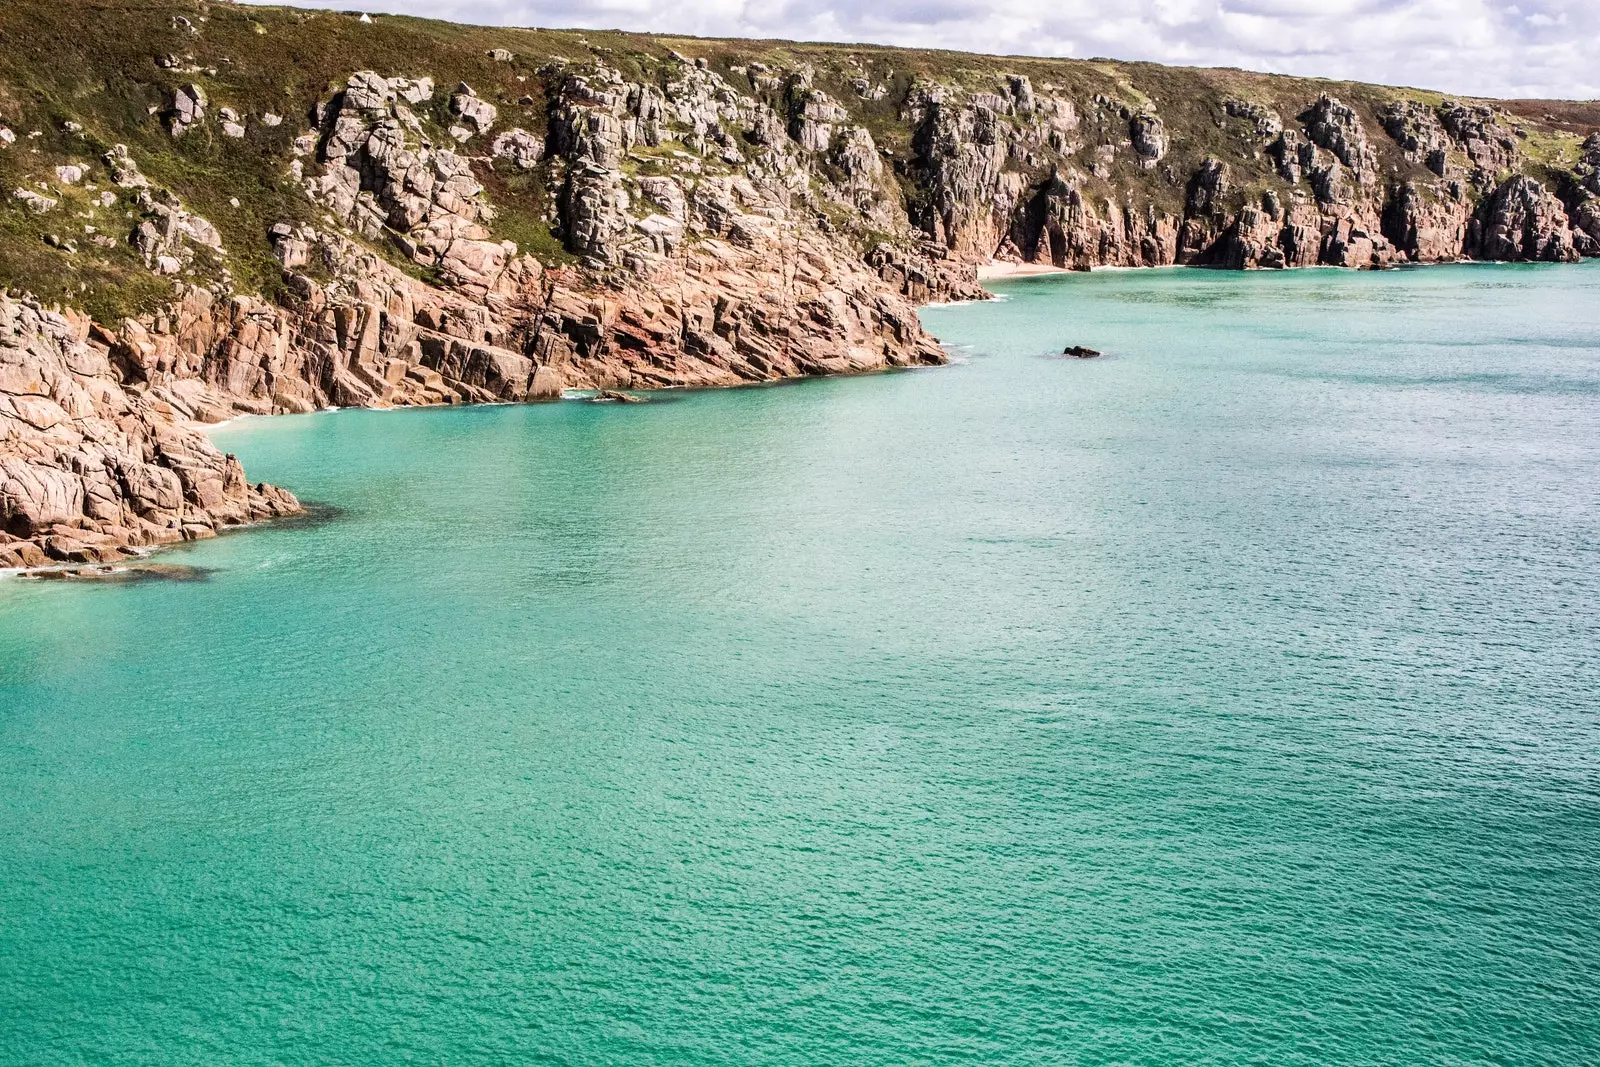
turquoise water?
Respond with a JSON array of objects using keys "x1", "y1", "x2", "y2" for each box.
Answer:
[{"x1": 4, "y1": 263, "x2": 1600, "y2": 1065}]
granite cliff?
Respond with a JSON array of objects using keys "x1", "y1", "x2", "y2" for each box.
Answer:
[{"x1": 2, "y1": 0, "x2": 1598, "y2": 568}]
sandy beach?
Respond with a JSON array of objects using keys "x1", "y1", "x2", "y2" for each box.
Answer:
[{"x1": 974, "y1": 261, "x2": 1074, "y2": 280}]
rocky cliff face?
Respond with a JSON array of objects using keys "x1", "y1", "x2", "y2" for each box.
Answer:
[
  {"x1": 1, "y1": 1, "x2": 1597, "y2": 568},
  {"x1": 0, "y1": 293, "x2": 299, "y2": 569}
]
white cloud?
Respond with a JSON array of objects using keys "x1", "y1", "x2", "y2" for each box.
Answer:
[{"x1": 244, "y1": 0, "x2": 1600, "y2": 99}]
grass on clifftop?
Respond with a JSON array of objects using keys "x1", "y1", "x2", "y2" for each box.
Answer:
[{"x1": 1, "y1": 0, "x2": 1596, "y2": 321}]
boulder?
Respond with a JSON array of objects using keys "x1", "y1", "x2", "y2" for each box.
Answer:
[
  {"x1": 168, "y1": 83, "x2": 207, "y2": 135},
  {"x1": 490, "y1": 128, "x2": 544, "y2": 168},
  {"x1": 450, "y1": 84, "x2": 498, "y2": 133}
]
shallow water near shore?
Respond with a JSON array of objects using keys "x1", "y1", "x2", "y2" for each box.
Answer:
[{"x1": 4, "y1": 262, "x2": 1600, "y2": 1065}]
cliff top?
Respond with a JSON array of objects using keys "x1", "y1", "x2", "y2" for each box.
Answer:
[{"x1": 2, "y1": 0, "x2": 1597, "y2": 322}]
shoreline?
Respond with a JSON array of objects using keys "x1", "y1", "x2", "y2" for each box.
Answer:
[
  {"x1": 974, "y1": 261, "x2": 1075, "y2": 281},
  {"x1": 8, "y1": 258, "x2": 1597, "y2": 582}
]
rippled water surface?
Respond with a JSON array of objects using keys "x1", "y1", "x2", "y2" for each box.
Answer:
[{"x1": 4, "y1": 263, "x2": 1599, "y2": 1065}]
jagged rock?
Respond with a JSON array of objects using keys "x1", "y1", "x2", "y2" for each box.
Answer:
[
  {"x1": 1439, "y1": 102, "x2": 1518, "y2": 176},
  {"x1": 1469, "y1": 175, "x2": 1579, "y2": 262},
  {"x1": 906, "y1": 81, "x2": 1015, "y2": 257},
  {"x1": 1319, "y1": 216, "x2": 1395, "y2": 269},
  {"x1": 636, "y1": 177, "x2": 685, "y2": 220},
  {"x1": 128, "y1": 188, "x2": 223, "y2": 273},
  {"x1": 1269, "y1": 129, "x2": 1314, "y2": 184},
  {"x1": 1013, "y1": 171, "x2": 1178, "y2": 270},
  {"x1": 633, "y1": 214, "x2": 683, "y2": 253},
  {"x1": 1309, "y1": 159, "x2": 1346, "y2": 205},
  {"x1": 0, "y1": 294, "x2": 300, "y2": 567},
  {"x1": 1567, "y1": 135, "x2": 1600, "y2": 252},
  {"x1": 1383, "y1": 182, "x2": 1472, "y2": 261},
  {"x1": 561, "y1": 164, "x2": 630, "y2": 262},
  {"x1": 104, "y1": 145, "x2": 150, "y2": 190},
  {"x1": 831, "y1": 124, "x2": 891, "y2": 220},
  {"x1": 1129, "y1": 113, "x2": 1166, "y2": 168},
  {"x1": 1576, "y1": 134, "x2": 1600, "y2": 195},
  {"x1": 1380, "y1": 100, "x2": 1451, "y2": 176},
  {"x1": 789, "y1": 81, "x2": 849, "y2": 153},
  {"x1": 308, "y1": 70, "x2": 508, "y2": 293},
  {"x1": 745, "y1": 105, "x2": 786, "y2": 147},
  {"x1": 392, "y1": 76, "x2": 435, "y2": 105},
  {"x1": 1187, "y1": 158, "x2": 1227, "y2": 215},
  {"x1": 1300, "y1": 95, "x2": 1376, "y2": 184},
  {"x1": 491, "y1": 128, "x2": 544, "y2": 168},
  {"x1": 450, "y1": 84, "x2": 497, "y2": 134},
  {"x1": 168, "y1": 83, "x2": 207, "y2": 135},
  {"x1": 13, "y1": 189, "x2": 57, "y2": 213},
  {"x1": 1007, "y1": 75, "x2": 1035, "y2": 115},
  {"x1": 1225, "y1": 100, "x2": 1283, "y2": 139}
]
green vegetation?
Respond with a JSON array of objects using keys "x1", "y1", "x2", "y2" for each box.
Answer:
[
  {"x1": 0, "y1": 0, "x2": 1595, "y2": 319},
  {"x1": 478, "y1": 164, "x2": 576, "y2": 267}
]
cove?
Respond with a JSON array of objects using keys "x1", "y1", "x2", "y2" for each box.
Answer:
[{"x1": 3, "y1": 262, "x2": 1599, "y2": 1065}]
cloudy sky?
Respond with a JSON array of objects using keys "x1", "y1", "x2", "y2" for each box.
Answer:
[{"x1": 251, "y1": 0, "x2": 1597, "y2": 99}]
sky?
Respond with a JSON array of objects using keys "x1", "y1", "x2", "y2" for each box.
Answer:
[{"x1": 247, "y1": 0, "x2": 1599, "y2": 99}]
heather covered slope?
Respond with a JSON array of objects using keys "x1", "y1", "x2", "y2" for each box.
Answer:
[{"x1": 1, "y1": 0, "x2": 1598, "y2": 569}]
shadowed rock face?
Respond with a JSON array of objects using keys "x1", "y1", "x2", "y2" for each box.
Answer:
[
  {"x1": 1564, "y1": 135, "x2": 1600, "y2": 255},
  {"x1": 1469, "y1": 176, "x2": 1581, "y2": 262},
  {"x1": 904, "y1": 80, "x2": 1590, "y2": 273},
  {"x1": 2, "y1": 3, "x2": 1597, "y2": 569}
]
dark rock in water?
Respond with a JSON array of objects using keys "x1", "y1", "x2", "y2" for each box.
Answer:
[
  {"x1": 591, "y1": 390, "x2": 646, "y2": 403},
  {"x1": 1063, "y1": 345, "x2": 1102, "y2": 358},
  {"x1": 22, "y1": 562, "x2": 212, "y2": 583}
]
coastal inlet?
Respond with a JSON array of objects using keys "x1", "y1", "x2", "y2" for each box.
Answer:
[{"x1": 4, "y1": 263, "x2": 1599, "y2": 1064}]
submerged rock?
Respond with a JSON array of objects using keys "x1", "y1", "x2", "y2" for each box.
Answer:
[{"x1": 18, "y1": 561, "x2": 213, "y2": 582}]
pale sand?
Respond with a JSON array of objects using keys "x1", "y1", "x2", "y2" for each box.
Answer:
[{"x1": 974, "y1": 261, "x2": 1073, "y2": 280}]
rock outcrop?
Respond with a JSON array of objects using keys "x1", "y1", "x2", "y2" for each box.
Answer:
[
  {"x1": 0, "y1": 294, "x2": 299, "y2": 570},
  {"x1": 1563, "y1": 134, "x2": 1600, "y2": 254},
  {"x1": 892, "y1": 73, "x2": 1596, "y2": 273},
  {"x1": 1469, "y1": 176, "x2": 1580, "y2": 262}
]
